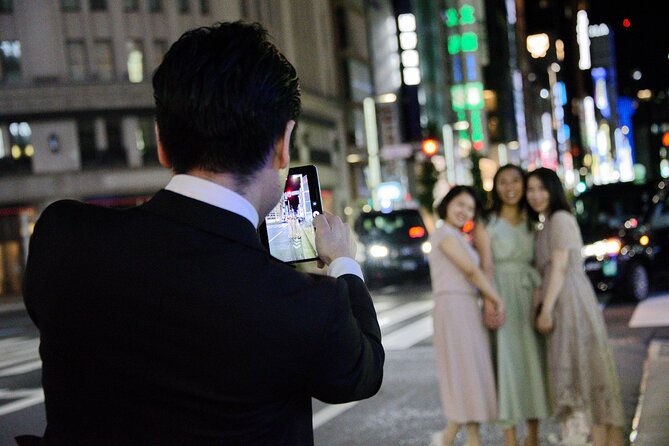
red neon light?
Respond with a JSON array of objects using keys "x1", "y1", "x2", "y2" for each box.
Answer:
[
  {"x1": 422, "y1": 139, "x2": 438, "y2": 156},
  {"x1": 462, "y1": 220, "x2": 475, "y2": 233},
  {"x1": 409, "y1": 226, "x2": 426, "y2": 238}
]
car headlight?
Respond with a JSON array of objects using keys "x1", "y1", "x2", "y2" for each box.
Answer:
[
  {"x1": 581, "y1": 238, "x2": 621, "y2": 258},
  {"x1": 369, "y1": 244, "x2": 389, "y2": 258},
  {"x1": 421, "y1": 241, "x2": 432, "y2": 254}
]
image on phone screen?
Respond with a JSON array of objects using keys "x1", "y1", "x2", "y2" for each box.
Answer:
[{"x1": 260, "y1": 165, "x2": 322, "y2": 263}]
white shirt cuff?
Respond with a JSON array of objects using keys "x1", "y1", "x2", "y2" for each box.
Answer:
[{"x1": 327, "y1": 257, "x2": 365, "y2": 282}]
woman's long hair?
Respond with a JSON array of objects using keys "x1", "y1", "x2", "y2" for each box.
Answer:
[{"x1": 526, "y1": 167, "x2": 573, "y2": 224}]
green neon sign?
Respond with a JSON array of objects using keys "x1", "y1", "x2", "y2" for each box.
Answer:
[
  {"x1": 451, "y1": 85, "x2": 465, "y2": 112},
  {"x1": 471, "y1": 110, "x2": 484, "y2": 142},
  {"x1": 445, "y1": 8, "x2": 458, "y2": 27},
  {"x1": 460, "y1": 5, "x2": 476, "y2": 25},
  {"x1": 461, "y1": 32, "x2": 478, "y2": 52},
  {"x1": 465, "y1": 82, "x2": 484, "y2": 110},
  {"x1": 447, "y1": 35, "x2": 461, "y2": 55}
]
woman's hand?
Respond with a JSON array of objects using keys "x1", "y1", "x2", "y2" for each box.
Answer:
[
  {"x1": 483, "y1": 299, "x2": 504, "y2": 330},
  {"x1": 535, "y1": 307, "x2": 554, "y2": 334}
]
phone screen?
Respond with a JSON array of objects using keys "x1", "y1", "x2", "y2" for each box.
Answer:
[{"x1": 259, "y1": 165, "x2": 323, "y2": 263}]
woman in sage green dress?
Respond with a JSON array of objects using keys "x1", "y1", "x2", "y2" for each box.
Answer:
[{"x1": 474, "y1": 165, "x2": 550, "y2": 446}]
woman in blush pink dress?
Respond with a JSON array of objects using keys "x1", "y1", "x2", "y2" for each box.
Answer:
[{"x1": 429, "y1": 186, "x2": 505, "y2": 446}]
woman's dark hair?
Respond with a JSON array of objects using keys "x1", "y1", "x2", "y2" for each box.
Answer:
[
  {"x1": 487, "y1": 164, "x2": 527, "y2": 217},
  {"x1": 435, "y1": 185, "x2": 481, "y2": 222},
  {"x1": 152, "y1": 21, "x2": 301, "y2": 180},
  {"x1": 526, "y1": 167, "x2": 573, "y2": 224}
]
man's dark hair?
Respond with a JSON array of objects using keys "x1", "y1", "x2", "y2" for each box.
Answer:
[
  {"x1": 153, "y1": 21, "x2": 301, "y2": 178},
  {"x1": 526, "y1": 167, "x2": 573, "y2": 224},
  {"x1": 435, "y1": 185, "x2": 482, "y2": 222}
]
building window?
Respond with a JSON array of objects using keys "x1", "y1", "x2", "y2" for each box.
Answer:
[
  {"x1": 2, "y1": 122, "x2": 33, "y2": 171},
  {"x1": 199, "y1": 0, "x2": 209, "y2": 15},
  {"x1": 126, "y1": 40, "x2": 144, "y2": 83},
  {"x1": 66, "y1": 40, "x2": 88, "y2": 81},
  {"x1": 93, "y1": 40, "x2": 114, "y2": 81},
  {"x1": 178, "y1": 0, "x2": 190, "y2": 14},
  {"x1": 152, "y1": 39, "x2": 167, "y2": 70},
  {"x1": 89, "y1": 0, "x2": 106, "y2": 11},
  {"x1": 137, "y1": 116, "x2": 159, "y2": 165},
  {"x1": 123, "y1": 0, "x2": 139, "y2": 12},
  {"x1": 0, "y1": 0, "x2": 12, "y2": 13},
  {"x1": 149, "y1": 0, "x2": 162, "y2": 12},
  {"x1": 0, "y1": 40, "x2": 21, "y2": 84},
  {"x1": 60, "y1": 0, "x2": 80, "y2": 11}
]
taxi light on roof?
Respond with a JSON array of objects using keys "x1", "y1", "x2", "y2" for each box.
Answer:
[{"x1": 409, "y1": 226, "x2": 426, "y2": 238}]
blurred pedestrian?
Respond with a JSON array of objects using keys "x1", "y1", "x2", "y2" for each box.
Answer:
[
  {"x1": 20, "y1": 21, "x2": 384, "y2": 446},
  {"x1": 526, "y1": 168, "x2": 624, "y2": 446},
  {"x1": 473, "y1": 164, "x2": 550, "y2": 446},
  {"x1": 429, "y1": 186, "x2": 505, "y2": 446}
]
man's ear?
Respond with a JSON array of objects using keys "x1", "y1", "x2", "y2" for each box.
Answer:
[
  {"x1": 155, "y1": 123, "x2": 172, "y2": 169},
  {"x1": 273, "y1": 120, "x2": 295, "y2": 169}
]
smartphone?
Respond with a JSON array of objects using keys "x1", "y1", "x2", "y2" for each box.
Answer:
[{"x1": 259, "y1": 165, "x2": 323, "y2": 263}]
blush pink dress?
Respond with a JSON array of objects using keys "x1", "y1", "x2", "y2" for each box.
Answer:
[{"x1": 428, "y1": 223, "x2": 497, "y2": 423}]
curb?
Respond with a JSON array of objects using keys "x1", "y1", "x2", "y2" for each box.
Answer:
[{"x1": 629, "y1": 338, "x2": 669, "y2": 445}]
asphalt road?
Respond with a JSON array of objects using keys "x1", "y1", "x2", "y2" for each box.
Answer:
[{"x1": 0, "y1": 278, "x2": 652, "y2": 445}]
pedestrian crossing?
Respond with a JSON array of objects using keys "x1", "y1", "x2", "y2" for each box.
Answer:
[
  {"x1": 0, "y1": 336, "x2": 40, "y2": 378},
  {"x1": 0, "y1": 298, "x2": 437, "y2": 422},
  {"x1": 0, "y1": 336, "x2": 43, "y2": 417},
  {"x1": 313, "y1": 297, "x2": 435, "y2": 429}
]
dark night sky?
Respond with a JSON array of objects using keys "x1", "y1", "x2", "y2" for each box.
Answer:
[
  {"x1": 585, "y1": 0, "x2": 669, "y2": 96},
  {"x1": 522, "y1": 0, "x2": 669, "y2": 98}
]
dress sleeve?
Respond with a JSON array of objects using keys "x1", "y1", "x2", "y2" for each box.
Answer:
[{"x1": 548, "y1": 210, "x2": 579, "y2": 252}]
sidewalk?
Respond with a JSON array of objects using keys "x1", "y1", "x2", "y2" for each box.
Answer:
[{"x1": 628, "y1": 294, "x2": 669, "y2": 446}]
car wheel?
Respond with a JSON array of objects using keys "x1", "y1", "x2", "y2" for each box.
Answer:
[{"x1": 624, "y1": 262, "x2": 649, "y2": 302}]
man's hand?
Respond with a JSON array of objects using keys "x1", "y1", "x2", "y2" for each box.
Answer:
[{"x1": 314, "y1": 212, "x2": 355, "y2": 266}]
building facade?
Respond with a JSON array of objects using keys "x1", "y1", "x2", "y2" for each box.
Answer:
[{"x1": 0, "y1": 0, "x2": 360, "y2": 296}]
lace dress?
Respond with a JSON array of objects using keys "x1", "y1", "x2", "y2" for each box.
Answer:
[{"x1": 534, "y1": 211, "x2": 624, "y2": 426}]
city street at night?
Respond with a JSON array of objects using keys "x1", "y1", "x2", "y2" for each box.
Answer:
[{"x1": 2, "y1": 280, "x2": 667, "y2": 445}]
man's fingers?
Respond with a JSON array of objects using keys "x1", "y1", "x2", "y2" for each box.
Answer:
[{"x1": 313, "y1": 213, "x2": 330, "y2": 231}]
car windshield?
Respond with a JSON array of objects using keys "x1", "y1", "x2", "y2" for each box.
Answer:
[
  {"x1": 356, "y1": 211, "x2": 426, "y2": 242},
  {"x1": 574, "y1": 183, "x2": 652, "y2": 230}
]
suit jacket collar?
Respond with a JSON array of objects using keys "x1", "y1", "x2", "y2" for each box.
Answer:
[{"x1": 139, "y1": 189, "x2": 267, "y2": 254}]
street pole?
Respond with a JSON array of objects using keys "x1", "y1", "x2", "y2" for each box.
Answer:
[{"x1": 364, "y1": 97, "x2": 382, "y2": 209}]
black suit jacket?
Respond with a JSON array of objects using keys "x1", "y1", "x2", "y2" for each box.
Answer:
[{"x1": 23, "y1": 190, "x2": 384, "y2": 445}]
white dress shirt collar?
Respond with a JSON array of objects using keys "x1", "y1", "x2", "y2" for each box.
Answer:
[{"x1": 164, "y1": 174, "x2": 260, "y2": 228}]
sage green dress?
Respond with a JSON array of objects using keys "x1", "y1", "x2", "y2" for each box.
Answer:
[{"x1": 487, "y1": 216, "x2": 551, "y2": 426}]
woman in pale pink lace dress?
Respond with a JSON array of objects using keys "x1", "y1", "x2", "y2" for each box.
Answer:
[
  {"x1": 526, "y1": 168, "x2": 624, "y2": 446},
  {"x1": 428, "y1": 186, "x2": 505, "y2": 446}
]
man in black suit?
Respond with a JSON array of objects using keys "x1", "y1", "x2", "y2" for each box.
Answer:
[{"x1": 21, "y1": 21, "x2": 384, "y2": 446}]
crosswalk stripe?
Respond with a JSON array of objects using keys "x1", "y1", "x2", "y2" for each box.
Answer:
[
  {"x1": 0, "y1": 360, "x2": 42, "y2": 377},
  {"x1": 313, "y1": 301, "x2": 435, "y2": 430},
  {"x1": 0, "y1": 388, "x2": 44, "y2": 417},
  {"x1": 312, "y1": 401, "x2": 359, "y2": 429},
  {"x1": 382, "y1": 315, "x2": 433, "y2": 351},
  {"x1": 377, "y1": 300, "x2": 433, "y2": 330}
]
